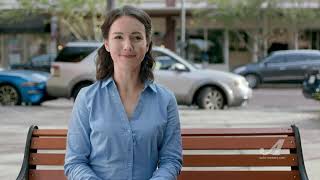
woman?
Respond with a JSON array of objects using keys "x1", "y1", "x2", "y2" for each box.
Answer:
[{"x1": 64, "y1": 5, "x2": 182, "y2": 180}]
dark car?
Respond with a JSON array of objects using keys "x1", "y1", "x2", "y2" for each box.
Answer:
[
  {"x1": 11, "y1": 54, "x2": 56, "y2": 72},
  {"x1": 233, "y1": 50, "x2": 320, "y2": 88},
  {"x1": 302, "y1": 69, "x2": 320, "y2": 100}
]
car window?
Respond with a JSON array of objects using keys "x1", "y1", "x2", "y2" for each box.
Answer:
[
  {"x1": 284, "y1": 54, "x2": 304, "y2": 62},
  {"x1": 55, "y1": 46, "x2": 97, "y2": 63},
  {"x1": 304, "y1": 54, "x2": 320, "y2": 61},
  {"x1": 31, "y1": 54, "x2": 54, "y2": 66},
  {"x1": 153, "y1": 51, "x2": 179, "y2": 70},
  {"x1": 267, "y1": 55, "x2": 287, "y2": 64}
]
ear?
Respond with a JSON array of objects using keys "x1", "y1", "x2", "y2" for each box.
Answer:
[{"x1": 104, "y1": 39, "x2": 110, "y2": 52}]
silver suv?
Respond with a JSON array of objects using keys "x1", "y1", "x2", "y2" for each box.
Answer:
[{"x1": 47, "y1": 46, "x2": 252, "y2": 109}]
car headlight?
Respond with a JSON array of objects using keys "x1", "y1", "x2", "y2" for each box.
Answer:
[
  {"x1": 234, "y1": 66, "x2": 247, "y2": 74},
  {"x1": 21, "y1": 82, "x2": 40, "y2": 87},
  {"x1": 233, "y1": 78, "x2": 249, "y2": 87}
]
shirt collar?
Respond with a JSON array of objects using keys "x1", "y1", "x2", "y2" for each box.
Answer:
[
  {"x1": 101, "y1": 77, "x2": 157, "y2": 93},
  {"x1": 144, "y1": 79, "x2": 157, "y2": 93},
  {"x1": 101, "y1": 77, "x2": 114, "y2": 88}
]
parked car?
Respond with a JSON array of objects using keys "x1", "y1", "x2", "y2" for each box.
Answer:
[
  {"x1": 233, "y1": 49, "x2": 320, "y2": 88},
  {"x1": 11, "y1": 53, "x2": 56, "y2": 72},
  {"x1": 55, "y1": 41, "x2": 101, "y2": 63},
  {"x1": 47, "y1": 46, "x2": 252, "y2": 109},
  {"x1": 302, "y1": 69, "x2": 320, "y2": 101},
  {"x1": 0, "y1": 70, "x2": 51, "y2": 105}
]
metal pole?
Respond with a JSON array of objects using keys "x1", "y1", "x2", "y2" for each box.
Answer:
[
  {"x1": 224, "y1": 29, "x2": 230, "y2": 71},
  {"x1": 50, "y1": 16, "x2": 58, "y2": 54},
  {"x1": 181, "y1": 0, "x2": 186, "y2": 58},
  {"x1": 107, "y1": 0, "x2": 115, "y2": 11}
]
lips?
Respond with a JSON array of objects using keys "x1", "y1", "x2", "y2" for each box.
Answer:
[{"x1": 121, "y1": 54, "x2": 136, "y2": 58}]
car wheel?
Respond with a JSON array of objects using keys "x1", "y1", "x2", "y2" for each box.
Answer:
[
  {"x1": 245, "y1": 74, "x2": 260, "y2": 88},
  {"x1": 197, "y1": 87, "x2": 225, "y2": 110},
  {"x1": 0, "y1": 84, "x2": 22, "y2": 105},
  {"x1": 72, "y1": 82, "x2": 92, "y2": 101}
]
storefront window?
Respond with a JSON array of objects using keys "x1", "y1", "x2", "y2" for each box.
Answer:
[
  {"x1": 184, "y1": 29, "x2": 224, "y2": 64},
  {"x1": 6, "y1": 35, "x2": 23, "y2": 65}
]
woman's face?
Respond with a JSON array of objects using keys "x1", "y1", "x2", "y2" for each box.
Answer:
[{"x1": 104, "y1": 16, "x2": 149, "y2": 73}]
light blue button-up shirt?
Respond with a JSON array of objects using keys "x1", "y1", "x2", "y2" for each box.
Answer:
[{"x1": 64, "y1": 77, "x2": 182, "y2": 180}]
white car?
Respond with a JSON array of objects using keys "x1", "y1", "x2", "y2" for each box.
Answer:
[{"x1": 47, "y1": 46, "x2": 252, "y2": 109}]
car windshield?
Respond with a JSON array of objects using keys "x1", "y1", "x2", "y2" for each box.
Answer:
[
  {"x1": 55, "y1": 46, "x2": 97, "y2": 63},
  {"x1": 152, "y1": 48, "x2": 198, "y2": 71}
]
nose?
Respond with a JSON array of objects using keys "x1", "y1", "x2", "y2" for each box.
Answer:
[{"x1": 123, "y1": 38, "x2": 133, "y2": 51}]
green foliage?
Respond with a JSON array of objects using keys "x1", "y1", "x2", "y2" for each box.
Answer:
[
  {"x1": 194, "y1": 0, "x2": 320, "y2": 60},
  {"x1": 8, "y1": 0, "x2": 143, "y2": 41},
  {"x1": 200, "y1": 0, "x2": 320, "y2": 27}
]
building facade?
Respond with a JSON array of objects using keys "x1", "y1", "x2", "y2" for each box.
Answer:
[{"x1": 1, "y1": 0, "x2": 320, "y2": 71}]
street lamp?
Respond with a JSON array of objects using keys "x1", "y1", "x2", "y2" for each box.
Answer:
[{"x1": 180, "y1": 0, "x2": 186, "y2": 58}]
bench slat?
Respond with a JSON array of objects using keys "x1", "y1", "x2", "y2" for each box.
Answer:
[
  {"x1": 182, "y1": 128, "x2": 294, "y2": 136},
  {"x1": 30, "y1": 136, "x2": 296, "y2": 150},
  {"x1": 31, "y1": 138, "x2": 66, "y2": 150},
  {"x1": 29, "y1": 170, "x2": 66, "y2": 180},
  {"x1": 29, "y1": 153, "x2": 65, "y2": 165},
  {"x1": 28, "y1": 154, "x2": 299, "y2": 167},
  {"x1": 33, "y1": 129, "x2": 67, "y2": 137},
  {"x1": 32, "y1": 128, "x2": 294, "y2": 137},
  {"x1": 183, "y1": 154, "x2": 298, "y2": 167},
  {"x1": 182, "y1": 136, "x2": 296, "y2": 149},
  {"x1": 178, "y1": 170, "x2": 300, "y2": 180}
]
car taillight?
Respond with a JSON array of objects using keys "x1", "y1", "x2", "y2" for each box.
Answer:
[{"x1": 51, "y1": 64, "x2": 60, "y2": 77}]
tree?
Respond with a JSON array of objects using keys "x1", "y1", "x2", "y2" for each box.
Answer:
[
  {"x1": 16, "y1": 0, "x2": 142, "y2": 41},
  {"x1": 195, "y1": 0, "x2": 320, "y2": 62}
]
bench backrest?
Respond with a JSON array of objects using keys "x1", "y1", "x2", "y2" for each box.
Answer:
[{"x1": 17, "y1": 125, "x2": 308, "y2": 180}]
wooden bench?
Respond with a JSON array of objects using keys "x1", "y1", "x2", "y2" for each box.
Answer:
[{"x1": 17, "y1": 125, "x2": 309, "y2": 180}]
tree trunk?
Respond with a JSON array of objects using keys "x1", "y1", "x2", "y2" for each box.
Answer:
[{"x1": 252, "y1": 31, "x2": 258, "y2": 63}]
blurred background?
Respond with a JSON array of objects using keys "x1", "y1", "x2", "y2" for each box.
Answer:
[{"x1": 1, "y1": 0, "x2": 320, "y2": 179}]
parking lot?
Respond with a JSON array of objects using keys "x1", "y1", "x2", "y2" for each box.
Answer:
[{"x1": 1, "y1": 88, "x2": 320, "y2": 179}]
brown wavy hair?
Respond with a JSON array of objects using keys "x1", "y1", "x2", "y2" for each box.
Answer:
[{"x1": 96, "y1": 5, "x2": 155, "y2": 83}]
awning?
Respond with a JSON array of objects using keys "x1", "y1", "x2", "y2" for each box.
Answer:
[{"x1": 0, "y1": 12, "x2": 50, "y2": 33}]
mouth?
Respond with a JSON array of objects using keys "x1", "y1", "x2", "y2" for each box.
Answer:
[{"x1": 121, "y1": 54, "x2": 136, "y2": 58}]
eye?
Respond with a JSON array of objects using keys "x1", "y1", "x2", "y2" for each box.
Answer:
[
  {"x1": 135, "y1": 36, "x2": 142, "y2": 40},
  {"x1": 114, "y1": 36, "x2": 122, "y2": 39}
]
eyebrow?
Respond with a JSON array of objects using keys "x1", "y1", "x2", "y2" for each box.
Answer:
[{"x1": 112, "y1": 32, "x2": 143, "y2": 35}]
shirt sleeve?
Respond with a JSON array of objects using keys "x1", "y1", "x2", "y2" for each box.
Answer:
[
  {"x1": 150, "y1": 93, "x2": 183, "y2": 180},
  {"x1": 64, "y1": 88, "x2": 102, "y2": 180}
]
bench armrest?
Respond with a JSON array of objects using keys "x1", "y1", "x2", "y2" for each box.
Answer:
[{"x1": 16, "y1": 125, "x2": 38, "y2": 180}]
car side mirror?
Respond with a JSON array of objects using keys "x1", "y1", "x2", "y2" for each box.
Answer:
[{"x1": 170, "y1": 63, "x2": 188, "y2": 72}]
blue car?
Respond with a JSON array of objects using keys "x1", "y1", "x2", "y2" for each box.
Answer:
[{"x1": 0, "y1": 70, "x2": 51, "y2": 105}]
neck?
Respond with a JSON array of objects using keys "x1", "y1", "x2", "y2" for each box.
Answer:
[{"x1": 113, "y1": 69, "x2": 143, "y2": 95}]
